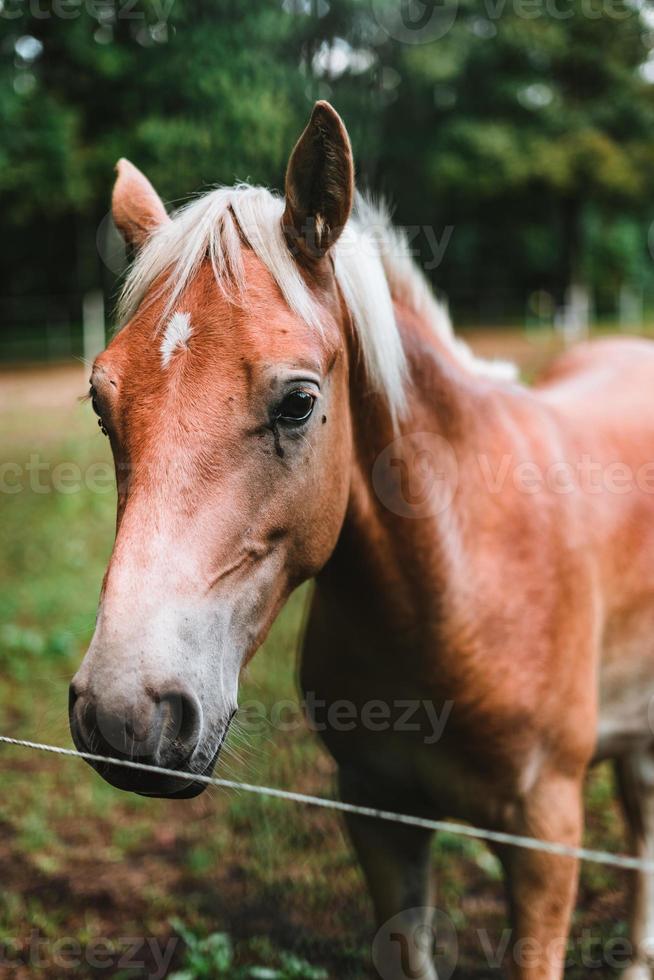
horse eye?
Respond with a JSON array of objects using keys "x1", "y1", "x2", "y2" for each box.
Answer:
[
  {"x1": 89, "y1": 387, "x2": 109, "y2": 437},
  {"x1": 277, "y1": 390, "x2": 315, "y2": 424}
]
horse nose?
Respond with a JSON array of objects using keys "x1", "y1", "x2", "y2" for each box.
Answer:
[{"x1": 68, "y1": 682, "x2": 202, "y2": 767}]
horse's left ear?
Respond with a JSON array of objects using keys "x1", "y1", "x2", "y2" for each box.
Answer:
[
  {"x1": 283, "y1": 101, "x2": 354, "y2": 262},
  {"x1": 112, "y1": 158, "x2": 170, "y2": 249}
]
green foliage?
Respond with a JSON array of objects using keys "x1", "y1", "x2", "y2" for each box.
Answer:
[
  {"x1": 4, "y1": 0, "x2": 654, "y2": 328},
  {"x1": 0, "y1": 1, "x2": 306, "y2": 214},
  {"x1": 169, "y1": 920, "x2": 328, "y2": 980},
  {"x1": 377, "y1": 0, "x2": 654, "y2": 311},
  {"x1": 168, "y1": 921, "x2": 235, "y2": 980},
  {"x1": 0, "y1": 0, "x2": 654, "y2": 321}
]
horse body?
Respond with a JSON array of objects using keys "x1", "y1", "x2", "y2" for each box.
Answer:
[
  {"x1": 70, "y1": 103, "x2": 654, "y2": 978},
  {"x1": 303, "y1": 324, "x2": 654, "y2": 977},
  {"x1": 540, "y1": 340, "x2": 654, "y2": 761}
]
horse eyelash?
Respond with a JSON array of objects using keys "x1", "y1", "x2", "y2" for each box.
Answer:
[{"x1": 86, "y1": 386, "x2": 109, "y2": 437}]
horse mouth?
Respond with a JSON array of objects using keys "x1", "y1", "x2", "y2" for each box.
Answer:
[
  {"x1": 83, "y1": 715, "x2": 235, "y2": 800},
  {"x1": 135, "y1": 745, "x2": 222, "y2": 799}
]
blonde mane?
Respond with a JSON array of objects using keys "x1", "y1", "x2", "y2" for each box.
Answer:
[{"x1": 118, "y1": 184, "x2": 515, "y2": 423}]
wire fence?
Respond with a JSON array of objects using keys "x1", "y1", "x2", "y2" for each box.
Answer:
[{"x1": 0, "y1": 734, "x2": 652, "y2": 874}]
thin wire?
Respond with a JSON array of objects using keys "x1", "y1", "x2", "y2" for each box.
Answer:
[{"x1": 0, "y1": 734, "x2": 650, "y2": 873}]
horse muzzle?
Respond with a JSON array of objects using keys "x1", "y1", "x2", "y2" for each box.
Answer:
[{"x1": 68, "y1": 680, "x2": 219, "y2": 798}]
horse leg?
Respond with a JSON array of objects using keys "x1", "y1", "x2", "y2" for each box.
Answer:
[
  {"x1": 615, "y1": 751, "x2": 654, "y2": 979},
  {"x1": 339, "y1": 767, "x2": 438, "y2": 980},
  {"x1": 497, "y1": 773, "x2": 584, "y2": 979}
]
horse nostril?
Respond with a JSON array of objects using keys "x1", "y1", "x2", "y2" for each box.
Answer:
[
  {"x1": 68, "y1": 683, "x2": 79, "y2": 714},
  {"x1": 69, "y1": 686, "x2": 95, "y2": 754},
  {"x1": 157, "y1": 689, "x2": 202, "y2": 760},
  {"x1": 68, "y1": 684, "x2": 201, "y2": 768}
]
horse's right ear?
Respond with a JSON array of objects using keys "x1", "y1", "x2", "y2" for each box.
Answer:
[
  {"x1": 112, "y1": 158, "x2": 170, "y2": 249},
  {"x1": 283, "y1": 101, "x2": 354, "y2": 262}
]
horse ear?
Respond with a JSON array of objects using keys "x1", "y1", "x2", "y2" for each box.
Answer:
[
  {"x1": 112, "y1": 158, "x2": 170, "y2": 249},
  {"x1": 283, "y1": 101, "x2": 354, "y2": 262}
]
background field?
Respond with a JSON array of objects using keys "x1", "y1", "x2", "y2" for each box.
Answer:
[{"x1": 0, "y1": 331, "x2": 640, "y2": 979}]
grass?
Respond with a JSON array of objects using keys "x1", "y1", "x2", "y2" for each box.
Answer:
[{"x1": 0, "y1": 356, "x2": 635, "y2": 978}]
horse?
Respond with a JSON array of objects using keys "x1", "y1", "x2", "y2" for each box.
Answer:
[{"x1": 69, "y1": 101, "x2": 654, "y2": 980}]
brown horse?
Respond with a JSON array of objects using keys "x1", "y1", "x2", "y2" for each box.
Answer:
[{"x1": 70, "y1": 102, "x2": 654, "y2": 979}]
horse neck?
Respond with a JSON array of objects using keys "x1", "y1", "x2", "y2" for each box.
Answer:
[{"x1": 321, "y1": 303, "x2": 478, "y2": 633}]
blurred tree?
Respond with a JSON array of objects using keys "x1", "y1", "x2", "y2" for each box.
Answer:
[
  {"x1": 2, "y1": 0, "x2": 654, "y2": 342},
  {"x1": 0, "y1": 0, "x2": 315, "y2": 329},
  {"x1": 371, "y1": 0, "x2": 654, "y2": 318}
]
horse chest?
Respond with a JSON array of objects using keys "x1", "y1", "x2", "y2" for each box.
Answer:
[{"x1": 300, "y1": 644, "x2": 544, "y2": 825}]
